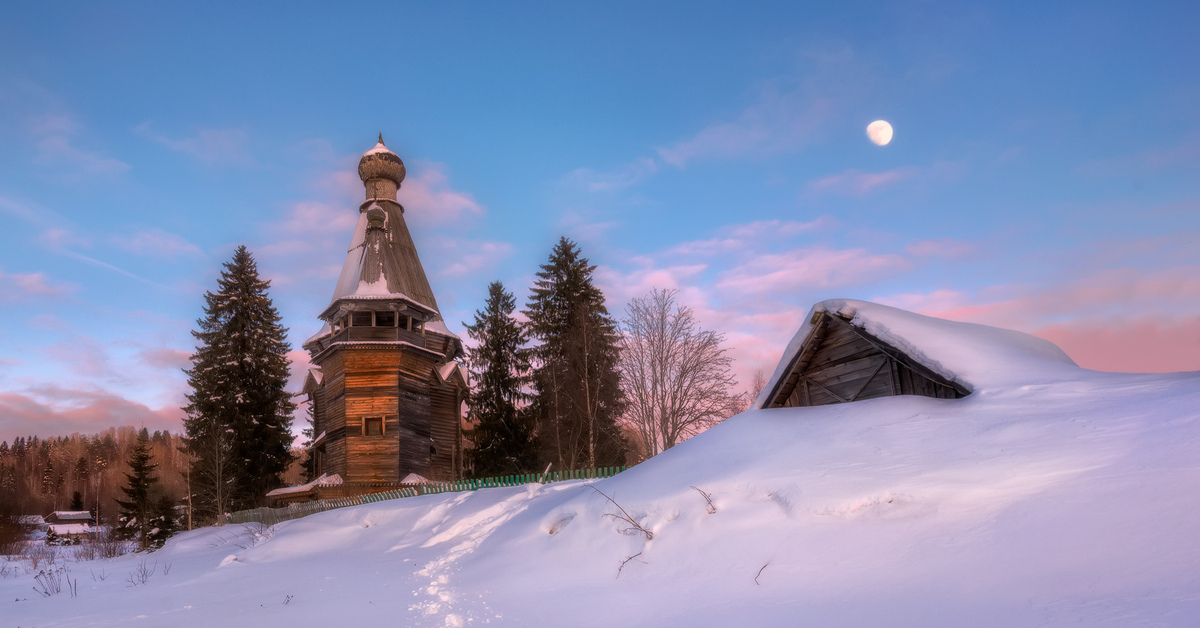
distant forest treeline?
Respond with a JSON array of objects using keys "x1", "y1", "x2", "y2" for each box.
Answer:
[
  {"x1": 0, "y1": 427, "x2": 307, "y2": 519},
  {"x1": 0, "y1": 427, "x2": 188, "y2": 518}
]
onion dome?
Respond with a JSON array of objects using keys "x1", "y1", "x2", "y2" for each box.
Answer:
[{"x1": 358, "y1": 133, "x2": 406, "y2": 184}]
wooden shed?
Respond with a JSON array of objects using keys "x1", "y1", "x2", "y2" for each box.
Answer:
[{"x1": 761, "y1": 308, "x2": 970, "y2": 409}]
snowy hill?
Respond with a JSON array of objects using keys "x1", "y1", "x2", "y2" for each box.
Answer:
[{"x1": 5, "y1": 301, "x2": 1200, "y2": 627}]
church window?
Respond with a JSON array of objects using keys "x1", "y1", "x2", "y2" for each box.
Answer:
[
  {"x1": 352, "y1": 312, "x2": 372, "y2": 327},
  {"x1": 376, "y1": 311, "x2": 396, "y2": 327},
  {"x1": 363, "y1": 417, "x2": 384, "y2": 436}
]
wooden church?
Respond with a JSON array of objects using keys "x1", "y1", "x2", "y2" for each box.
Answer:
[
  {"x1": 298, "y1": 135, "x2": 468, "y2": 495},
  {"x1": 760, "y1": 307, "x2": 969, "y2": 409}
]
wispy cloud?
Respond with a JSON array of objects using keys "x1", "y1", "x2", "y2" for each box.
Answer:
[
  {"x1": 38, "y1": 228, "x2": 165, "y2": 287},
  {"x1": 808, "y1": 167, "x2": 919, "y2": 196},
  {"x1": 906, "y1": 238, "x2": 976, "y2": 259},
  {"x1": 1079, "y1": 135, "x2": 1200, "y2": 177},
  {"x1": 565, "y1": 157, "x2": 659, "y2": 192},
  {"x1": 135, "y1": 122, "x2": 255, "y2": 166},
  {"x1": 433, "y1": 239, "x2": 515, "y2": 278},
  {"x1": 112, "y1": 228, "x2": 205, "y2": 259},
  {"x1": 28, "y1": 113, "x2": 129, "y2": 176},
  {"x1": 656, "y1": 48, "x2": 873, "y2": 167}
]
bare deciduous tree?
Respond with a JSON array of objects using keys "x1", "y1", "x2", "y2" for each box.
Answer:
[
  {"x1": 747, "y1": 368, "x2": 768, "y2": 410},
  {"x1": 619, "y1": 289, "x2": 743, "y2": 457}
]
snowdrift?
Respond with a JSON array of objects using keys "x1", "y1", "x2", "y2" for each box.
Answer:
[{"x1": 5, "y1": 301, "x2": 1200, "y2": 627}]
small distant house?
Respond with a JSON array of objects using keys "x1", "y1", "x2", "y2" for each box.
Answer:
[
  {"x1": 46, "y1": 511, "x2": 95, "y2": 525},
  {"x1": 18, "y1": 514, "x2": 46, "y2": 531},
  {"x1": 761, "y1": 305, "x2": 969, "y2": 409},
  {"x1": 46, "y1": 523, "x2": 92, "y2": 545}
]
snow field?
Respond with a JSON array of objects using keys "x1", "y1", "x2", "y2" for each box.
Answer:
[{"x1": 5, "y1": 301, "x2": 1200, "y2": 626}]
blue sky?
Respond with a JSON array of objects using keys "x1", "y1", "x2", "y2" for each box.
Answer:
[{"x1": 2, "y1": 2, "x2": 1199, "y2": 441}]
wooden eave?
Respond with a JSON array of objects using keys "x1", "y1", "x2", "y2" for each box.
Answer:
[
  {"x1": 319, "y1": 294, "x2": 437, "y2": 323},
  {"x1": 764, "y1": 311, "x2": 970, "y2": 408},
  {"x1": 308, "y1": 339, "x2": 447, "y2": 363}
]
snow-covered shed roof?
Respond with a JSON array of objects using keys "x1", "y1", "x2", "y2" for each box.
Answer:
[
  {"x1": 265, "y1": 473, "x2": 343, "y2": 498},
  {"x1": 756, "y1": 299, "x2": 1079, "y2": 409}
]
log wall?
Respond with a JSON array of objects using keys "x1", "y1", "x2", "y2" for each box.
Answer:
[{"x1": 309, "y1": 337, "x2": 464, "y2": 488}]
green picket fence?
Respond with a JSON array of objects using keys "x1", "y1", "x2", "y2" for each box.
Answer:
[{"x1": 223, "y1": 466, "x2": 627, "y2": 527}]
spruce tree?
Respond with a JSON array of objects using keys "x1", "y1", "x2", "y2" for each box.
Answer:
[
  {"x1": 116, "y1": 428, "x2": 158, "y2": 550},
  {"x1": 525, "y1": 238, "x2": 627, "y2": 470},
  {"x1": 464, "y1": 281, "x2": 537, "y2": 477},
  {"x1": 183, "y1": 245, "x2": 296, "y2": 520}
]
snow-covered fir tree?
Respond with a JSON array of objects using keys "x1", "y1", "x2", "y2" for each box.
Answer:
[
  {"x1": 525, "y1": 238, "x2": 626, "y2": 469},
  {"x1": 116, "y1": 428, "x2": 158, "y2": 550},
  {"x1": 183, "y1": 246, "x2": 295, "y2": 521},
  {"x1": 464, "y1": 281, "x2": 537, "y2": 477}
]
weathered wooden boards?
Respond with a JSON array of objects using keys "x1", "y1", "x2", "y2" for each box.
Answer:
[
  {"x1": 768, "y1": 312, "x2": 967, "y2": 408},
  {"x1": 310, "y1": 343, "x2": 463, "y2": 484}
]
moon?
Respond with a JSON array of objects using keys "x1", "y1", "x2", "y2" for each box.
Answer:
[{"x1": 866, "y1": 120, "x2": 893, "y2": 146}]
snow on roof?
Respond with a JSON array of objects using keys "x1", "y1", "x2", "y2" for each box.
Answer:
[
  {"x1": 51, "y1": 511, "x2": 92, "y2": 521},
  {"x1": 265, "y1": 473, "x2": 343, "y2": 498},
  {"x1": 361, "y1": 140, "x2": 395, "y2": 158},
  {"x1": 435, "y1": 360, "x2": 468, "y2": 386},
  {"x1": 304, "y1": 321, "x2": 331, "y2": 347},
  {"x1": 400, "y1": 473, "x2": 431, "y2": 485},
  {"x1": 756, "y1": 299, "x2": 1079, "y2": 409},
  {"x1": 424, "y1": 319, "x2": 461, "y2": 340},
  {"x1": 324, "y1": 201, "x2": 443, "y2": 322}
]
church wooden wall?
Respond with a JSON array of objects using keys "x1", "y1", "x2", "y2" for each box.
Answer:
[
  {"x1": 428, "y1": 380, "x2": 462, "y2": 480},
  {"x1": 311, "y1": 338, "x2": 463, "y2": 486}
]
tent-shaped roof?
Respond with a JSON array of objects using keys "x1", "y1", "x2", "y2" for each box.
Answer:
[
  {"x1": 756, "y1": 299, "x2": 1079, "y2": 409},
  {"x1": 326, "y1": 201, "x2": 443, "y2": 321}
]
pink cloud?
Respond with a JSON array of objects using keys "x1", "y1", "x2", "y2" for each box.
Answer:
[
  {"x1": 716, "y1": 247, "x2": 909, "y2": 294},
  {"x1": 434, "y1": 239, "x2": 515, "y2": 278},
  {"x1": 1035, "y1": 318, "x2": 1200, "y2": 373},
  {"x1": 906, "y1": 238, "x2": 976, "y2": 259},
  {"x1": 278, "y1": 201, "x2": 359, "y2": 235},
  {"x1": 0, "y1": 269, "x2": 76, "y2": 301},
  {"x1": 399, "y1": 163, "x2": 484, "y2": 228},
  {"x1": 876, "y1": 266, "x2": 1200, "y2": 373},
  {"x1": 667, "y1": 218, "x2": 833, "y2": 257},
  {"x1": 0, "y1": 389, "x2": 184, "y2": 442},
  {"x1": 137, "y1": 347, "x2": 193, "y2": 371}
]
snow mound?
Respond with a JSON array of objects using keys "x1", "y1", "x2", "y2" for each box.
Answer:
[{"x1": 758, "y1": 299, "x2": 1078, "y2": 408}]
